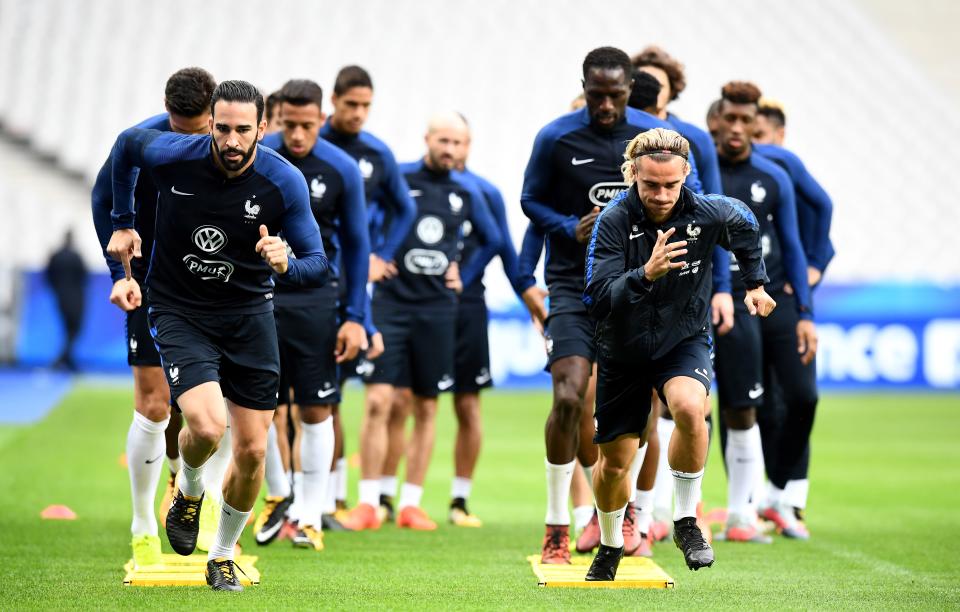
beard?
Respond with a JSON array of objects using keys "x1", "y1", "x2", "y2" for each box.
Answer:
[{"x1": 213, "y1": 137, "x2": 257, "y2": 171}]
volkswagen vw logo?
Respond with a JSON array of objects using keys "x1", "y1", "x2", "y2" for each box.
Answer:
[{"x1": 192, "y1": 225, "x2": 227, "y2": 254}]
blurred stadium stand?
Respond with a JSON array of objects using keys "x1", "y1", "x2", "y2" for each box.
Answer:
[{"x1": 0, "y1": 0, "x2": 957, "y2": 388}]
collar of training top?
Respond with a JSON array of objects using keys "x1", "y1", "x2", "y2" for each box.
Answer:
[{"x1": 626, "y1": 183, "x2": 693, "y2": 227}]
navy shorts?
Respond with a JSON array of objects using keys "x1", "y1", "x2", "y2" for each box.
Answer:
[
  {"x1": 149, "y1": 307, "x2": 280, "y2": 411},
  {"x1": 275, "y1": 302, "x2": 340, "y2": 406},
  {"x1": 454, "y1": 300, "x2": 492, "y2": 393},
  {"x1": 544, "y1": 295, "x2": 597, "y2": 370},
  {"x1": 594, "y1": 333, "x2": 713, "y2": 444},
  {"x1": 126, "y1": 300, "x2": 161, "y2": 367},
  {"x1": 363, "y1": 301, "x2": 456, "y2": 398}
]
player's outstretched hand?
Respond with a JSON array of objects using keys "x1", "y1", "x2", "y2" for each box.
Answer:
[
  {"x1": 643, "y1": 227, "x2": 687, "y2": 281},
  {"x1": 575, "y1": 206, "x2": 601, "y2": 244},
  {"x1": 335, "y1": 320, "x2": 367, "y2": 363},
  {"x1": 711, "y1": 291, "x2": 735, "y2": 335},
  {"x1": 521, "y1": 286, "x2": 548, "y2": 326},
  {"x1": 445, "y1": 261, "x2": 462, "y2": 294},
  {"x1": 109, "y1": 278, "x2": 142, "y2": 312},
  {"x1": 256, "y1": 225, "x2": 288, "y2": 274},
  {"x1": 744, "y1": 286, "x2": 776, "y2": 317},
  {"x1": 106, "y1": 228, "x2": 142, "y2": 280},
  {"x1": 367, "y1": 332, "x2": 385, "y2": 360},
  {"x1": 796, "y1": 319, "x2": 818, "y2": 365}
]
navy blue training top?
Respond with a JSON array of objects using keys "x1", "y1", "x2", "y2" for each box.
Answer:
[
  {"x1": 754, "y1": 143, "x2": 835, "y2": 273},
  {"x1": 319, "y1": 122, "x2": 416, "y2": 263},
  {"x1": 110, "y1": 128, "x2": 328, "y2": 314},
  {"x1": 373, "y1": 160, "x2": 501, "y2": 307},
  {"x1": 261, "y1": 132, "x2": 369, "y2": 321},
  {"x1": 520, "y1": 106, "x2": 702, "y2": 312},
  {"x1": 457, "y1": 168, "x2": 526, "y2": 302},
  {"x1": 718, "y1": 150, "x2": 812, "y2": 318},
  {"x1": 92, "y1": 113, "x2": 170, "y2": 283}
]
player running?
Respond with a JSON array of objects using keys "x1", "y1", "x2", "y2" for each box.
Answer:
[
  {"x1": 521, "y1": 46, "x2": 703, "y2": 564},
  {"x1": 713, "y1": 81, "x2": 818, "y2": 543},
  {"x1": 91, "y1": 67, "x2": 216, "y2": 568},
  {"x1": 583, "y1": 127, "x2": 774, "y2": 579},
  {"x1": 105, "y1": 80, "x2": 328, "y2": 591},
  {"x1": 343, "y1": 112, "x2": 501, "y2": 531},
  {"x1": 258, "y1": 79, "x2": 369, "y2": 551}
]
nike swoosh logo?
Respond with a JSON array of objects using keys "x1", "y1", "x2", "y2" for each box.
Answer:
[
  {"x1": 571, "y1": 157, "x2": 594, "y2": 166},
  {"x1": 317, "y1": 388, "x2": 337, "y2": 398},
  {"x1": 255, "y1": 520, "x2": 284, "y2": 543},
  {"x1": 171, "y1": 186, "x2": 195, "y2": 196},
  {"x1": 145, "y1": 452, "x2": 164, "y2": 464},
  {"x1": 748, "y1": 387, "x2": 764, "y2": 399},
  {"x1": 437, "y1": 379, "x2": 454, "y2": 391},
  {"x1": 409, "y1": 189, "x2": 423, "y2": 197},
  {"x1": 474, "y1": 374, "x2": 491, "y2": 385},
  {"x1": 629, "y1": 232, "x2": 643, "y2": 240},
  {"x1": 694, "y1": 368, "x2": 711, "y2": 381}
]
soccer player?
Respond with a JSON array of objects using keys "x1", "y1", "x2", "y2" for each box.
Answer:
[
  {"x1": 754, "y1": 99, "x2": 785, "y2": 146},
  {"x1": 713, "y1": 81, "x2": 818, "y2": 543},
  {"x1": 259, "y1": 79, "x2": 369, "y2": 551},
  {"x1": 583, "y1": 127, "x2": 775, "y2": 579},
  {"x1": 520, "y1": 46, "x2": 702, "y2": 564},
  {"x1": 105, "y1": 80, "x2": 328, "y2": 591},
  {"x1": 342, "y1": 112, "x2": 501, "y2": 531},
  {"x1": 320, "y1": 65, "x2": 417, "y2": 519},
  {"x1": 264, "y1": 90, "x2": 283, "y2": 134},
  {"x1": 91, "y1": 67, "x2": 216, "y2": 567},
  {"x1": 447, "y1": 114, "x2": 529, "y2": 527}
]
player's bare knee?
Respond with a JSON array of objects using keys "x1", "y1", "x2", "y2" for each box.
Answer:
[
  {"x1": 722, "y1": 406, "x2": 756, "y2": 430},
  {"x1": 365, "y1": 388, "x2": 392, "y2": 421},
  {"x1": 233, "y1": 439, "x2": 266, "y2": 472},
  {"x1": 189, "y1": 421, "x2": 224, "y2": 448},
  {"x1": 671, "y1": 396, "x2": 706, "y2": 431},
  {"x1": 552, "y1": 393, "x2": 582, "y2": 429}
]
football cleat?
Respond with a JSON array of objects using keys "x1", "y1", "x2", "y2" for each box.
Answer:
[
  {"x1": 649, "y1": 519, "x2": 672, "y2": 542},
  {"x1": 292, "y1": 524, "x2": 325, "y2": 551},
  {"x1": 541, "y1": 524, "x2": 571, "y2": 564},
  {"x1": 321, "y1": 513, "x2": 350, "y2": 531},
  {"x1": 629, "y1": 532, "x2": 653, "y2": 557},
  {"x1": 673, "y1": 516, "x2": 715, "y2": 570},
  {"x1": 165, "y1": 490, "x2": 203, "y2": 556},
  {"x1": 723, "y1": 514, "x2": 773, "y2": 544},
  {"x1": 397, "y1": 506, "x2": 437, "y2": 530},
  {"x1": 205, "y1": 557, "x2": 243, "y2": 592},
  {"x1": 131, "y1": 534, "x2": 162, "y2": 568},
  {"x1": 622, "y1": 504, "x2": 642, "y2": 556},
  {"x1": 340, "y1": 502, "x2": 381, "y2": 531},
  {"x1": 575, "y1": 511, "x2": 601, "y2": 553},
  {"x1": 254, "y1": 495, "x2": 293, "y2": 545},
  {"x1": 585, "y1": 544, "x2": 624, "y2": 581},
  {"x1": 449, "y1": 498, "x2": 482, "y2": 527},
  {"x1": 378, "y1": 495, "x2": 395, "y2": 523},
  {"x1": 777, "y1": 503, "x2": 810, "y2": 540}
]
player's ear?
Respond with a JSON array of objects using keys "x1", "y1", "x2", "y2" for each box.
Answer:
[
  {"x1": 683, "y1": 161, "x2": 691, "y2": 178},
  {"x1": 257, "y1": 119, "x2": 266, "y2": 141}
]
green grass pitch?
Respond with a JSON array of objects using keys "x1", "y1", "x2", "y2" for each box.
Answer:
[{"x1": 0, "y1": 386, "x2": 957, "y2": 609}]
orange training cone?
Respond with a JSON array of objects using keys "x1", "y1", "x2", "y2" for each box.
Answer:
[{"x1": 41, "y1": 505, "x2": 77, "y2": 520}]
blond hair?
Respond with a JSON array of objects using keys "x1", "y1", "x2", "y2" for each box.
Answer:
[{"x1": 620, "y1": 127, "x2": 690, "y2": 184}]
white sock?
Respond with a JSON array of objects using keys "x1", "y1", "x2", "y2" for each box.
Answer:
[
  {"x1": 336, "y1": 458, "x2": 348, "y2": 502},
  {"x1": 653, "y1": 417, "x2": 675, "y2": 520},
  {"x1": 598, "y1": 504, "x2": 627, "y2": 548},
  {"x1": 127, "y1": 411, "x2": 169, "y2": 536},
  {"x1": 207, "y1": 500, "x2": 250, "y2": 561},
  {"x1": 766, "y1": 482, "x2": 784, "y2": 506},
  {"x1": 451, "y1": 476, "x2": 472, "y2": 500},
  {"x1": 544, "y1": 458, "x2": 576, "y2": 525},
  {"x1": 398, "y1": 482, "x2": 423, "y2": 509},
  {"x1": 380, "y1": 475, "x2": 398, "y2": 498},
  {"x1": 323, "y1": 468, "x2": 337, "y2": 514},
  {"x1": 628, "y1": 443, "x2": 647, "y2": 503},
  {"x1": 634, "y1": 489, "x2": 654, "y2": 535},
  {"x1": 300, "y1": 419, "x2": 334, "y2": 529},
  {"x1": 358, "y1": 479, "x2": 380, "y2": 507},
  {"x1": 783, "y1": 479, "x2": 809, "y2": 509},
  {"x1": 289, "y1": 471, "x2": 304, "y2": 523},
  {"x1": 179, "y1": 459, "x2": 205, "y2": 499},
  {"x1": 202, "y1": 423, "x2": 231, "y2": 503},
  {"x1": 573, "y1": 505, "x2": 594, "y2": 531},
  {"x1": 265, "y1": 424, "x2": 291, "y2": 498},
  {"x1": 671, "y1": 468, "x2": 704, "y2": 521},
  {"x1": 725, "y1": 425, "x2": 762, "y2": 520},
  {"x1": 168, "y1": 456, "x2": 181, "y2": 475}
]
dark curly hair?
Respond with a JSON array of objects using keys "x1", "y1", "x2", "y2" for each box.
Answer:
[
  {"x1": 631, "y1": 46, "x2": 686, "y2": 101},
  {"x1": 582, "y1": 46, "x2": 633, "y2": 80},
  {"x1": 721, "y1": 81, "x2": 762, "y2": 106},
  {"x1": 164, "y1": 67, "x2": 216, "y2": 117}
]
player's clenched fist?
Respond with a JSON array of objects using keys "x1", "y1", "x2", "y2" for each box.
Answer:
[
  {"x1": 106, "y1": 228, "x2": 142, "y2": 280},
  {"x1": 109, "y1": 277, "x2": 142, "y2": 312},
  {"x1": 256, "y1": 224, "x2": 288, "y2": 274},
  {"x1": 642, "y1": 227, "x2": 687, "y2": 282},
  {"x1": 744, "y1": 286, "x2": 777, "y2": 317}
]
